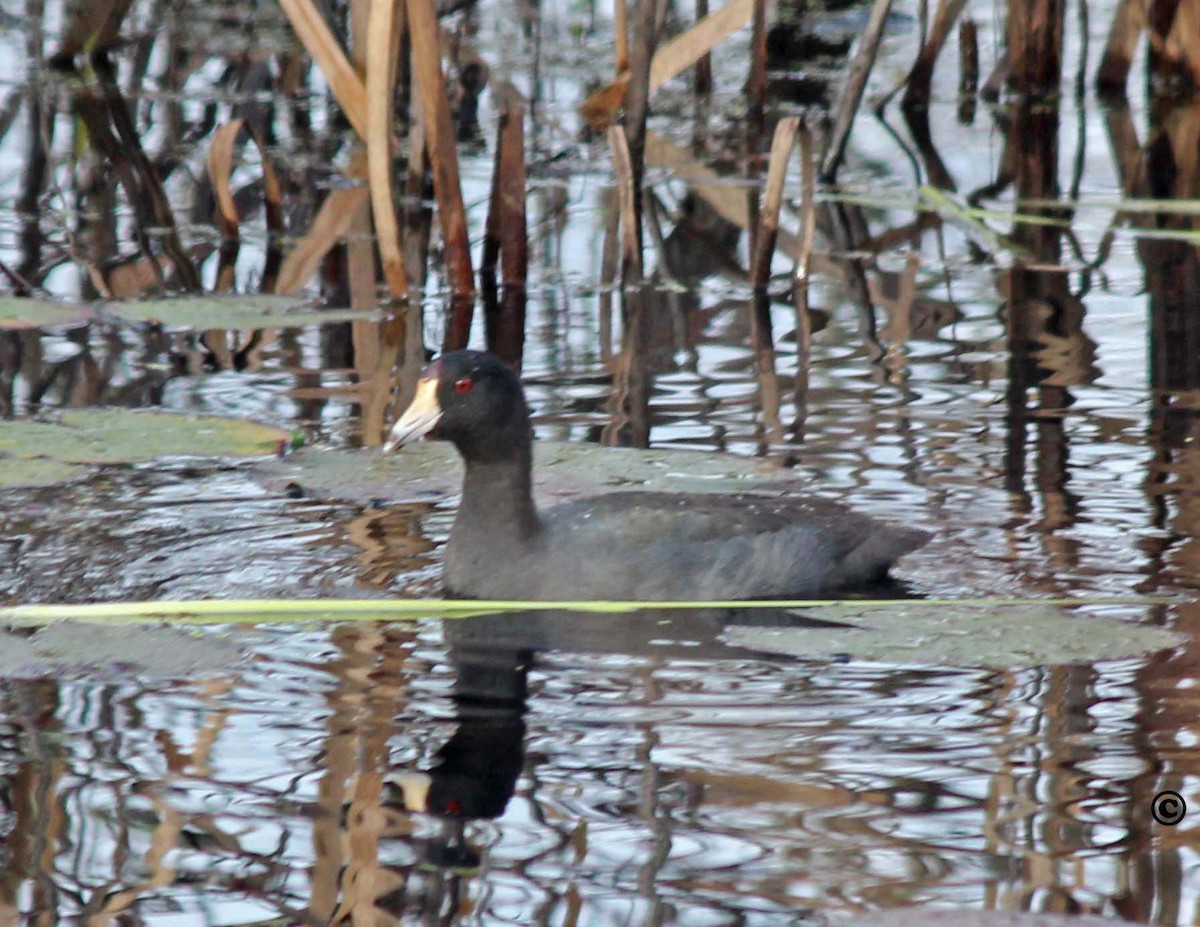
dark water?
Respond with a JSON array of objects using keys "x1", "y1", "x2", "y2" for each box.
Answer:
[{"x1": 2, "y1": 0, "x2": 1200, "y2": 923}]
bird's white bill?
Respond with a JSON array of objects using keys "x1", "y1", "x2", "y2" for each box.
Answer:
[
  {"x1": 388, "y1": 771, "x2": 433, "y2": 812},
  {"x1": 383, "y1": 377, "x2": 442, "y2": 452}
]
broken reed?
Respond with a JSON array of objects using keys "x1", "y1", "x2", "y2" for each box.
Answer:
[{"x1": 482, "y1": 105, "x2": 529, "y2": 368}]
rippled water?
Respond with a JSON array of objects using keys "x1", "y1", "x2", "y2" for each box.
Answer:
[{"x1": 6, "y1": 615, "x2": 1195, "y2": 925}]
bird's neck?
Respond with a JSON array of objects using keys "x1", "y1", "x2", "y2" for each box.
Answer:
[{"x1": 457, "y1": 446, "x2": 540, "y2": 541}]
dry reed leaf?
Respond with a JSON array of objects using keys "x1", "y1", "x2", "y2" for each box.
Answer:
[
  {"x1": 367, "y1": 0, "x2": 409, "y2": 299},
  {"x1": 208, "y1": 120, "x2": 245, "y2": 238},
  {"x1": 649, "y1": 0, "x2": 753, "y2": 91},
  {"x1": 608, "y1": 124, "x2": 642, "y2": 281},
  {"x1": 580, "y1": 0, "x2": 753, "y2": 128},
  {"x1": 274, "y1": 187, "x2": 370, "y2": 294},
  {"x1": 408, "y1": 0, "x2": 476, "y2": 329},
  {"x1": 277, "y1": 0, "x2": 368, "y2": 139}
]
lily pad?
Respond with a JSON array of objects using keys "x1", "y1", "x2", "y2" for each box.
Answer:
[
  {"x1": 253, "y1": 441, "x2": 809, "y2": 506},
  {"x1": 0, "y1": 621, "x2": 247, "y2": 679},
  {"x1": 0, "y1": 296, "x2": 90, "y2": 330},
  {"x1": 0, "y1": 456, "x2": 89, "y2": 488},
  {"x1": 0, "y1": 409, "x2": 289, "y2": 487},
  {"x1": 103, "y1": 294, "x2": 381, "y2": 331},
  {"x1": 723, "y1": 603, "x2": 1182, "y2": 667}
]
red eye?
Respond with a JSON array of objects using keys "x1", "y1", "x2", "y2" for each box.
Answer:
[{"x1": 454, "y1": 377, "x2": 473, "y2": 394}]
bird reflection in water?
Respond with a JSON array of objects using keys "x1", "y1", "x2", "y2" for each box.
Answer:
[
  {"x1": 384, "y1": 639, "x2": 531, "y2": 875},
  {"x1": 337, "y1": 603, "x2": 892, "y2": 922}
]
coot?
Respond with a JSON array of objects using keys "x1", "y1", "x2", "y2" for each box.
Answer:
[{"x1": 384, "y1": 350, "x2": 928, "y2": 600}]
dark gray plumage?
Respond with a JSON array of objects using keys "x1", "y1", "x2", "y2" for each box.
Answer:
[{"x1": 385, "y1": 351, "x2": 928, "y2": 600}]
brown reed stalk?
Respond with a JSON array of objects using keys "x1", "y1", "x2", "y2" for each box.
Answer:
[
  {"x1": 256, "y1": 134, "x2": 285, "y2": 295},
  {"x1": 747, "y1": 0, "x2": 768, "y2": 138},
  {"x1": 1006, "y1": 0, "x2": 1064, "y2": 94},
  {"x1": 366, "y1": 0, "x2": 409, "y2": 302},
  {"x1": 603, "y1": 286, "x2": 653, "y2": 448},
  {"x1": 608, "y1": 125, "x2": 643, "y2": 283},
  {"x1": 820, "y1": 0, "x2": 894, "y2": 181},
  {"x1": 792, "y1": 119, "x2": 816, "y2": 437},
  {"x1": 750, "y1": 289, "x2": 784, "y2": 445},
  {"x1": 749, "y1": 117, "x2": 800, "y2": 288},
  {"x1": 482, "y1": 106, "x2": 528, "y2": 366},
  {"x1": 399, "y1": 93, "x2": 432, "y2": 398},
  {"x1": 407, "y1": 0, "x2": 476, "y2": 348},
  {"x1": 496, "y1": 108, "x2": 528, "y2": 366},
  {"x1": 599, "y1": 193, "x2": 620, "y2": 361},
  {"x1": 748, "y1": 120, "x2": 797, "y2": 446},
  {"x1": 208, "y1": 121, "x2": 243, "y2": 293},
  {"x1": 615, "y1": 0, "x2": 630, "y2": 73},
  {"x1": 403, "y1": 104, "x2": 432, "y2": 287},
  {"x1": 1095, "y1": 0, "x2": 1143, "y2": 92},
  {"x1": 359, "y1": 0, "x2": 416, "y2": 446},
  {"x1": 204, "y1": 119, "x2": 284, "y2": 294},
  {"x1": 648, "y1": 0, "x2": 750, "y2": 89},
  {"x1": 694, "y1": 0, "x2": 712, "y2": 95},
  {"x1": 903, "y1": 0, "x2": 968, "y2": 107},
  {"x1": 958, "y1": 19, "x2": 979, "y2": 122},
  {"x1": 959, "y1": 19, "x2": 979, "y2": 93},
  {"x1": 622, "y1": 0, "x2": 660, "y2": 207},
  {"x1": 346, "y1": 0, "x2": 379, "y2": 327}
]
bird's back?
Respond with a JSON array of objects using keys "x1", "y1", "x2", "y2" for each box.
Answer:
[{"x1": 446, "y1": 491, "x2": 928, "y2": 601}]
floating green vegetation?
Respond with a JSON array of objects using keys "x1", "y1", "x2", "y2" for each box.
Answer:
[
  {"x1": 0, "y1": 409, "x2": 290, "y2": 487},
  {"x1": 724, "y1": 601, "x2": 1182, "y2": 667},
  {"x1": 0, "y1": 296, "x2": 89, "y2": 330},
  {"x1": 0, "y1": 294, "x2": 380, "y2": 332},
  {"x1": 102, "y1": 294, "x2": 381, "y2": 330},
  {"x1": 0, "y1": 621, "x2": 248, "y2": 679}
]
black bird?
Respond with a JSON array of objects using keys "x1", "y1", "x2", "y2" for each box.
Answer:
[{"x1": 384, "y1": 350, "x2": 928, "y2": 600}]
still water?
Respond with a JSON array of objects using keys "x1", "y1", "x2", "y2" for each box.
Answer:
[{"x1": 1, "y1": 0, "x2": 1199, "y2": 921}]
